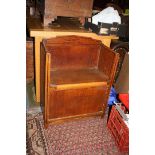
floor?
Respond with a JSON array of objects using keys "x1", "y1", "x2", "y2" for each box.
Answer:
[
  {"x1": 26, "y1": 80, "x2": 41, "y2": 113},
  {"x1": 26, "y1": 80, "x2": 129, "y2": 155}
]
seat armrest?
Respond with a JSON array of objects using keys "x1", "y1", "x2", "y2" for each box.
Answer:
[{"x1": 98, "y1": 45, "x2": 119, "y2": 84}]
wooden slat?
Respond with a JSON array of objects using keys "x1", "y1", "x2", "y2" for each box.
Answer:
[
  {"x1": 44, "y1": 53, "x2": 51, "y2": 128},
  {"x1": 51, "y1": 82, "x2": 107, "y2": 90}
]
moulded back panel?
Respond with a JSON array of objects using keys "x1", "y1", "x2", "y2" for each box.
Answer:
[
  {"x1": 43, "y1": 36, "x2": 101, "y2": 70},
  {"x1": 50, "y1": 45, "x2": 100, "y2": 70}
]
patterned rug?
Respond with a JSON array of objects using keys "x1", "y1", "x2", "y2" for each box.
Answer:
[{"x1": 26, "y1": 108, "x2": 129, "y2": 155}]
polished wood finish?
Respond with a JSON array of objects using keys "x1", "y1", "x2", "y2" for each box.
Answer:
[
  {"x1": 50, "y1": 69, "x2": 108, "y2": 86},
  {"x1": 36, "y1": 0, "x2": 94, "y2": 26},
  {"x1": 27, "y1": 17, "x2": 119, "y2": 102},
  {"x1": 40, "y1": 36, "x2": 119, "y2": 128},
  {"x1": 48, "y1": 111, "x2": 103, "y2": 124}
]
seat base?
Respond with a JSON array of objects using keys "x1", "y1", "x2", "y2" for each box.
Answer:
[
  {"x1": 50, "y1": 68, "x2": 109, "y2": 90},
  {"x1": 44, "y1": 111, "x2": 104, "y2": 128}
]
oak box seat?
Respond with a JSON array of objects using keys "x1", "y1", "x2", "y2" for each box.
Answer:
[{"x1": 40, "y1": 36, "x2": 119, "y2": 128}]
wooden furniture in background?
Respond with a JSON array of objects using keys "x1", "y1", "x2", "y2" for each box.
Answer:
[
  {"x1": 110, "y1": 40, "x2": 129, "y2": 83},
  {"x1": 26, "y1": 39, "x2": 34, "y2": 82},
  {"x1": 36, "y1": 0, "x2": 94, "y2": 26},
  {"x1": 27, "y1": 17, "x2": 119, "y2": 102},
  {"x1": 114, "y1": 53, "x2": 129, "y2": 93},
  {"x1": 40, "y1": 36, "x2": 119, "y2": 128}
]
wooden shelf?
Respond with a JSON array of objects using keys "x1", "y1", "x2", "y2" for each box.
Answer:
[{"x1": 50, "y1": 68, "x2": 108, "y2": 90}]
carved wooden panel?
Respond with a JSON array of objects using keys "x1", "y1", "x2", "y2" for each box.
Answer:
[{"x1": 36, "y1": 0, "x2": 94, "y2": 26}]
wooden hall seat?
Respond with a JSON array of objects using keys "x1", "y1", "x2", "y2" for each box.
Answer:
[{"x1": 40, "y1": 36, "x2": 119, "y2": 128}]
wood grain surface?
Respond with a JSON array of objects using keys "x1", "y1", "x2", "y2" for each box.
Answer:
[{"x1": 40, "y1": 36, "x2": 119, "y2": 128}]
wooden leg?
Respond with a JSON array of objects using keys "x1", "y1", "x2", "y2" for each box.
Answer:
[
  {"x1": 34, "y1": 37, "x2": 42, "y2": 103},
  {"x1": 43, "y1": 18, "x2": 51, "y2": 27},
  {"x1": 101, "y1": 102, "x2": 107, "y2": 118},
  {"x1": 79, "y1": 17, "x2": 85, "y2": 26},
  {"x1": 44, "y1": 122, "x2": 48, "y2": 129},
  {"x1": 43, "y1": 16, "x2": 55, "y2": 26}
]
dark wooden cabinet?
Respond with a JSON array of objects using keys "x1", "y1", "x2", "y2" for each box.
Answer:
[
  {"x1": 36, "y1": 0, "x2": 94, "y2": 26},
  {"x1": 40, "y1": 36, "x2": 119, "y2": 128}
]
